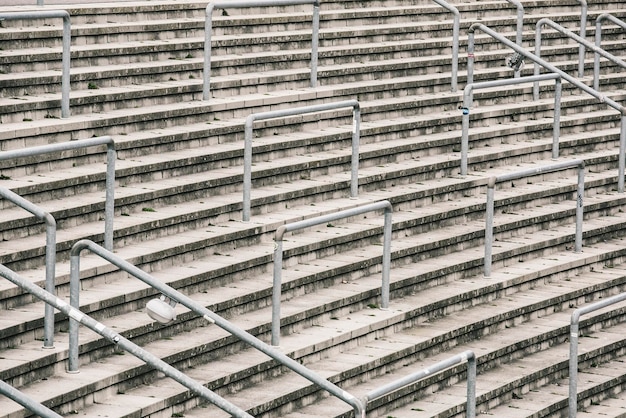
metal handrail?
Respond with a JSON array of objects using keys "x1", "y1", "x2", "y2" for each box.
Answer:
[
  {"x1": 0, "y1": 136, "x2": 116, "y2": 251},
  {"x1": 272, "y1": 200, "x2": 392, "y2": 346},
  {"x1": 594, "y1": 14, "x2": 626, "y2": 90},
  {"x1": 459, "y1": 73, "x2": 562, "y2": 177},
  {"x1": 204, "y1": 0, "x2": 320, "y2": 100},
  {"x1": 0, "y1": 11, "x2": 70, "y2": 118},
  {"x1": 68, "y1": 240, "x2": 365, "y2": 417},
  {"x1": 0, "y1": 379, "x2": 62, "y2": 418},
  {"x1": 0, "y1": 188, "x2": 56, "y2": 348},
  {"x1": 467, "y1": 23, "x2": 626, "y2": 194},
  {"x1": 504, "y1": 0, "x2": 524, "y2": 78},
  {"x1": 243, "y1": 99, "x2": 361, "y2": 221},
  {"x1": 569, "y1": 291, "x2": 626, "y2": 418},
  {"x1": 431, "y1": 0, "x2": 460, "y2": 92},
  {"x1": 0, "y1": 263, "x2": 252, "y2": 418},
  {"x1": 362, "y1": 350, "x2": 477, "y2": 417},
  {"x1": 484, "y1": 159, "x2": 585, "y2": 278},
  {"x1": 534, "y1": 18, "x2": 626, "y2": 99}
]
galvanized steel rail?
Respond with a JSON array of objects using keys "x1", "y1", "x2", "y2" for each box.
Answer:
[
  {"x1": 362, "y1": 350, "x2": 477, "y2": 417},
  {"x1": 0, "y1": 187, "x2": 57, "y2": 349},
  {"x1": 0, "y1": 379, "x2": 62, "y2": 418},
  {"x1": 459, "y1": 73, "x2": 562, "y2": 177},
  {"x1": 0, "y1": 136, "x2": 116, "y2": 251},
  {"x1": 204, "y1": 0, "x2": 320, "y2": 100},
  {"x1": 243, "y1": 99, "x2": 361, "y2": 221},
  {"x1": 272, "y1": 200, "x2": 392, "y2": 346},
  {"x1": 467, "y1": 23, "x2": 626, "y2": 193},
  {"x1": 483, "y1": 159, "x2": 584, "y2": 278},
  {"x1": 68, "y1": 239, "x2": 366, "y2": 417},
  {"x1": 594, "y1": 13, "x2": 626, "y2": 90},
  {"x1": 0, "y1": 263, "x2": 253, "y2": 418},
  {"x1": 0, "y1": 11, "x2": 71, "y2": 118},
  {"x1": 432, "y1": 0, "x2": 460, "y2": 92},
  {"x1": 569, "y1": 291, "x2": 626, "y2": 418},
  {"x1": 534, "y1": 18, "x2": 626, "y2": 99}
]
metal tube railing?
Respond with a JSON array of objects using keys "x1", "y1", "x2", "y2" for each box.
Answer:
[
  {"x1": 0, "y1": 379, "x2": 62, "y2": 418},
  {"x1": 534, "y1": 18, "x2": 626, "y2": 99},
  {"x1": 243, "y1": 99, "x2": 361, "y2": 221},
  {"x1": 0, "y1": 136, "x2": 116, "y2": 251},
  {"x1": 467, "y1": 23, "x2": 626, "y2": 193},
  {"x1": 568, "y1": 290, "x2": 626, "y2": 418},
  {"x1": 459, "y1": 73, "x2": 562, "y2": 177},
  {"x1": 68, "y1": 239, "x2": 365, "y2": 417},
  {"x1": 484, "y1": 159, "x2": 585, "y2": 278},
  {"x1": 577, "y1": 0, "x2": 588, "y2": 77},
  {"x1": 431, "y1": 0, "x2": 460, "y2": 92},
  {"x1": 0, "y1": 188, "x2": 56, "y2": 348},
  {"x1": 504, "y1": 0, "x2": 524, "y2": 78},
  {"x1": 594, "y1": 14, "x2": 626, "y2": 90},
  {"x1": 362, "y1": 350, "x2": 477, "y2": 417},
  {"x1": 204, "y1": 0, "x2": 320, "y2": 100},
  {"x1": 0, "y1": 263, "x2": 253, "y2": 418},
  {"x1": 272, "y1": 200, "x2": 392, "y2": 346},
  {"x1": 0, "y1": 11, "x2": 70, "y2": 118}
]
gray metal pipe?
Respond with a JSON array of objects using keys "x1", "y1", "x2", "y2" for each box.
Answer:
[
  {"x1": 363, "y1": 350, "x2": 477, "y2": 417},
  {"x1": 243, "y1": 99, "x2": 361, "y2": 221},
  {"x1": 68, "y1": 239, "x2": 365, "y2": 417},
  {"x1": 0, "y1": 379, "x2": 62, "y2": 418},
  {"x1": 504, "y1": 0, "x2": 524, "y2": 78},
  {"x1": 460, "y1": 73, "x2": 562, "y2": 176},
  {"x1": 569, "y1": 290, "x2": 626, "y2": 418},
  {"x1": 0, "y1": 11, "x2": 71, "y2": 118},
  {"x1": 0, "y1": 187, "x2": 56, "y2": 348},
  {"x1": 432, "y1": 0, "x2": 460, "y2": 92},
  {"x1": 534, "y1": 18, "x2": 626, "y2": 99},
  {"x1": 273, "y1": 200, "x2": 392, "y2": 346},
  {"x1": 0, "y1": 263, "x2": 253, "y2": 418},
  {"x1": 204, "y1": 0, "x2": 320, "y2": 100},
  {"x1": 594, "y1": 14, "x2": 626, "y2": 91},
  {"x1": 484, "y1": 159, "x2": 584, "y2": 277},
  {"x1": 0, "y1": 136, "x2": 116, "y2": 251}
]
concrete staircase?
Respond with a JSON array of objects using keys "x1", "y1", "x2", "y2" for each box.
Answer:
[{"x1": 0, "y1": 0, "x2": 626, "y2": 417}]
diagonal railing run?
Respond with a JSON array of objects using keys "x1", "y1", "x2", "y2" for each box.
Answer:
[
  {"x1": 0, "y1": 262, "x2": 254, "y2": 418},
  {"x1": 467, "y1": 23, "x2": 626, "y2": 193},
  {"x1": 68, "y1": 240, "x2": 366, "y2": 417}
]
